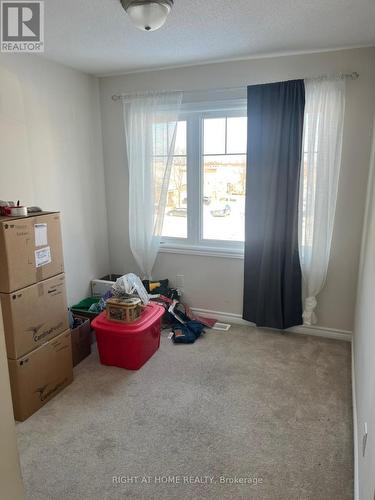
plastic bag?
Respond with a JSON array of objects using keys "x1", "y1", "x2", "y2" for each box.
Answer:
[{"x1": 112, "y1": 273, "x2": 149, "y2": 305}]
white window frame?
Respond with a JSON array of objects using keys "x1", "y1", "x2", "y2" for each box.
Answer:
[{"x1": 160, "y1": 99, "x2": 247, "y2": 259}]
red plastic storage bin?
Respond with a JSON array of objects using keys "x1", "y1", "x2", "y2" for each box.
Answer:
[{"x1": 92, "y1": 302, "x2": 164, "y2": 370}]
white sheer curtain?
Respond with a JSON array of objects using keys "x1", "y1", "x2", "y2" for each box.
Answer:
[
  {"x1": 123, "y1": 91, "x2": 183, "y2": 278},
  {"x1": 298, "y1": 78, "x2": 346, "y2": 325}
]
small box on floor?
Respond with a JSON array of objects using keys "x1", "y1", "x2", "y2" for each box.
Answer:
[
  {"x1": 7, "y1": 330, "x2": 73, "y2": 421},
  {"x1": 70, "y1": 317, "x2": 92, "y2": 367},
  {"x1": 72, "y1": 313, "x2": 96, "y2": 344},
  {"x1": 0, "y1": 274, "x2": 69, "y2": 359}
]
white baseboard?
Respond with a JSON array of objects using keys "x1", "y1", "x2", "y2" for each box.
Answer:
[
  {"x1": 288, "y1": 324, "x2": 352, "y2": 342},
  {"x1": 352, "y1": 340, "x2": 359, "y2": 500},
  {"x1": 192, "y1": 307, "x2": 352, "y2": 342}
]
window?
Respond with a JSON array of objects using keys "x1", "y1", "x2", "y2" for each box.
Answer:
[
  {"x1": 160, "y1": 121, "x2": 187, "y2": 238},
  {"x1": 202, "y1": 116, "x2": 247, "y2": 241},
  {"x1": 161, "y1": 102, "x2": 247, "y2": 256}
]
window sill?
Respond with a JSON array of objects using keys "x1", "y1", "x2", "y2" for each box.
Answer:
[{"x1": 159, "y1": 243, "x2": 244, "y2": 259}]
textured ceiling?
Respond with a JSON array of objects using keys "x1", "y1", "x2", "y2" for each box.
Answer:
[{"x1": 42, "y1": 0, "x2": 375, "y2": 75}]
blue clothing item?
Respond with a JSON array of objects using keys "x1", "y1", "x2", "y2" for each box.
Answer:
[
  {"x1": 88, "y1": 290, "x2": 113, "y2": 313},
  {"x1": 185, "y1": 321, "x2": 205, "y2": 337},
  {"x1": 172, "y1": 320, "x2": 206, "y2": 344}
]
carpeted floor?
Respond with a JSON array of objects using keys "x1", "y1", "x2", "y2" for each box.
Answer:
[{"x1": 16, "y1": 325, "x2": 353, "y2": 500}]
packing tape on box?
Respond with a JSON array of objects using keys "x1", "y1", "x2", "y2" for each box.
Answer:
[{"x1": 36, "y1": 267, "x2": 43, "y2": 281}]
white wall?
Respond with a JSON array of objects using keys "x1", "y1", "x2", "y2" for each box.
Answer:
[
  {"x1": 0, "y1": 54, "x2": 110, "y2": 305},
  {"x1": 0, "y1": 307, "x2": 25, "y2": 500},
  {"x1": 353, "y1": 119, "x2": 375, "y2": 500},
  {"x1": 99, "y1": 47, "x2": 375, "y2": 332}
]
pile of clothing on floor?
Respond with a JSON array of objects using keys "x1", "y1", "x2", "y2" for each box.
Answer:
[
  {"x1": 90, "y1": 274, "x2": 216, "y2": 344},
  {"x1": 142, "y1": 280, "x2": 216, "y2": 343}
]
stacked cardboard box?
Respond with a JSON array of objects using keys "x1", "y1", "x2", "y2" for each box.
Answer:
[{"x1": 0, "y1": 212, "x2": 73, "y2": 421}]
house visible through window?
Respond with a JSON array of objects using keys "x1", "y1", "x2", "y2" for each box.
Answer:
[
  {"x1": 160, "y1": 120, "x2": 187, "y2": 238},
  {"x1": 160, "y1": 102, "x2": 247, "y2": 254}
]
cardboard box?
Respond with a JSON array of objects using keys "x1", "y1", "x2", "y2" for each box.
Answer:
[
  {"x1": 71, "y1": 317, "x2": 92, "y2": 367},
  {"x1": 106, "y1": 297, "x2": 142, "y2": 323},
  {"x1": 0, "y1": 212, "x2": 64, "y2": 293},
  {"x1": 72, "y1": 313, "x2": 96, "y2": 344},
  {"x1": 7, "y1": 330, "x2": 73, "y2": 421},
  {"x1": 1, "y1": 274, "x2": 69, "y2": 359}
]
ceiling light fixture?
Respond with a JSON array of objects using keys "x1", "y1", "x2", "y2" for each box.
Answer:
[{"x1": 121, "y1": 0, "x2": 174, "y2": 32}]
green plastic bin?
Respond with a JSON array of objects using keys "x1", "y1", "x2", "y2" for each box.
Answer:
[{"x1": 70, "y1": 297, "x2": 101, "y2": 319}]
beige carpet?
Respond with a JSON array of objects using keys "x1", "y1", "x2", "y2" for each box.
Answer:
[{"x1": 16, "y1": 325, "x2": 353, "y2": 500}]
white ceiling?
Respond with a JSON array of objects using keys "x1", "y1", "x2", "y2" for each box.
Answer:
[{"x1": 42, "y1": 0, "x2": 375, "y2": 75}]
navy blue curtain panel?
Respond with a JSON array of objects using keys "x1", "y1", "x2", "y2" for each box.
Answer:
[{"x1": 243, "y1": 80, "x2": 305, "y2": 329}]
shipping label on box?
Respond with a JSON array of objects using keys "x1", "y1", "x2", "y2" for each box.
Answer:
[
  {"x1": 34, "y1": 223, "x2": 48, "y2": 247},
  {"x1": 35, "y1": 246, "x2": 52, "y2": 267}
]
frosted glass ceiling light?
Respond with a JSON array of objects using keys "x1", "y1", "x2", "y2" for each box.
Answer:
[{"x1": 121, "y1": 0, "x2": 174, "y2": 32}]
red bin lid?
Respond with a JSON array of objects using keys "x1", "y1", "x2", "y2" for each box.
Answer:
[{"x1": 92, "y1": 301, "x2": 164, "y2": 334}]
